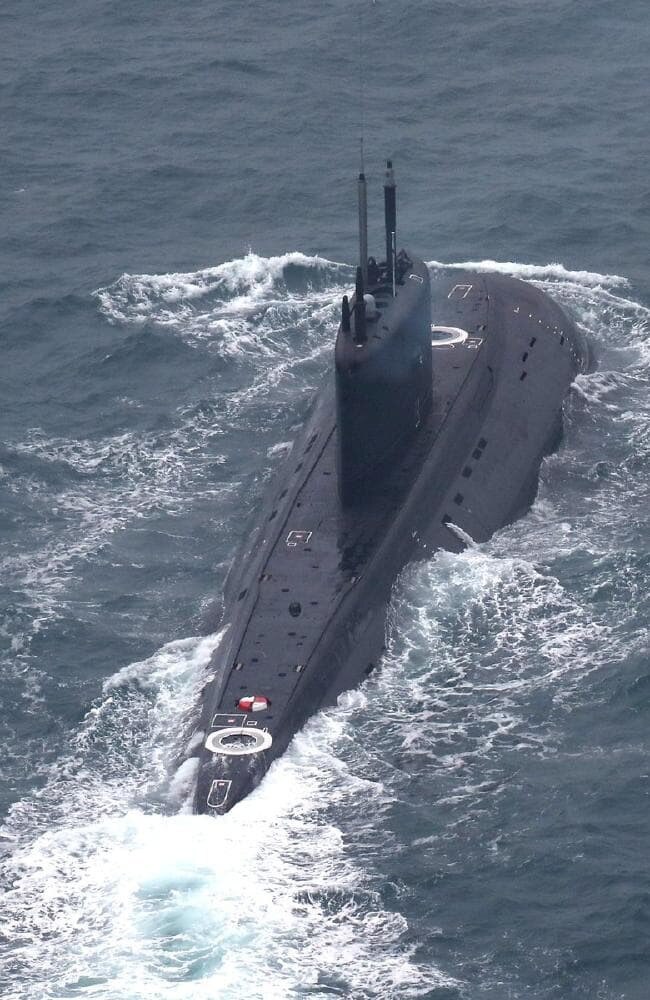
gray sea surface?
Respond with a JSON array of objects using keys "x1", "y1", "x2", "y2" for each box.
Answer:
[{"x1": 1, "y1": 1, "x2": 649, "y2": 997}]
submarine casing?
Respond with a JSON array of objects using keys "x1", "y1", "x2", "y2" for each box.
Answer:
[{"x1": 192, "y1": 262, "x2": 587, "y2": 815}]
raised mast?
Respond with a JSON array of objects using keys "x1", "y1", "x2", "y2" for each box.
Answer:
[
  {"x1": 358, "y1": 171, "x2": 368, "y2": 286},
  {"x1": 384, "y1": 159, "x2": 397, "y2": 295}
]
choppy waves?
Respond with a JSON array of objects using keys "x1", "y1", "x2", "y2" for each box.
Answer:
[
  {"x1": 94, "y1": 252, "x2": 350, "y2": 354},
  {"x1": 2, "y1": 254, "x2": 345, "y2": 667},
  {"x1": 1, "y1": 254, "x2": 649, "y2": 998},
  {"x1": 0, "y1": 631, "x2": 446, "y2": 999}
]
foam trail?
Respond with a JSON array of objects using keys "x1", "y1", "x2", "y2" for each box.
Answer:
[
  {"x1": 94, "y1": 252, "x2": 350, "y2": 344},
  {"x1": 0, "y1": 638, "x2": 449, "y2": 1000},
  {"x1": 427, "y1": 258, "x2": 629, "y2": 288},
  {"x1": 95, "y1": 251, "x2": 342, "y2": 309}
]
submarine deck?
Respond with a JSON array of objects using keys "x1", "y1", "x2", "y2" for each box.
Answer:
[{"x1": 195, "y1": 268, "x2": 585, "y2": 812}]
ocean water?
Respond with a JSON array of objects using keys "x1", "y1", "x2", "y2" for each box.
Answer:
[{"x1": 1, "y1": 1, "x2": 649, "y2": 998}]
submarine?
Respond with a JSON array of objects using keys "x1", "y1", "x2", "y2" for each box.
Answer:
[{"x1": 192, "y1": 162, "x2": 588, "y2": 815}]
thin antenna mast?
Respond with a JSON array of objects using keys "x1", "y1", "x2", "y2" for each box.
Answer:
[
  {"x1": 358, "y1": 171, "x2": 368, "y2": 286},
  {"x1": 357, "y1": 5, "x2": 368, "y2": 285},
  {"x1": 358, "y1": 5, "x2": 365, "y2": 175}
]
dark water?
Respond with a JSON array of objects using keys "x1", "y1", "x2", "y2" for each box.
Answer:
[{"x1": 1, "y1": 1, "x2": 649, "y2": 997}]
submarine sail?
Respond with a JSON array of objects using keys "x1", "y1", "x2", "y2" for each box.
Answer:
[{"x1": 191, "y1": 163, "x2": 588, "y2": 815}]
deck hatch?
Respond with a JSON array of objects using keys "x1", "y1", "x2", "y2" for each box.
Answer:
[
  {"x1": 207, "y1": 780, "x2": 232, "y2": 809},
  {"x1": 286, "y1": 530, "x2": 312, "y2": 546}
]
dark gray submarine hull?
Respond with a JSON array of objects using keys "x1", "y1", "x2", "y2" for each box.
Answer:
[{"x1": 192, "y1": 267, "x2": 588, "y2": 815}]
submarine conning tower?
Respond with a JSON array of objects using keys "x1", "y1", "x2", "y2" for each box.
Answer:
[{"x1": 335, "y1": 161, "x2": 432, "y2": 505}]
